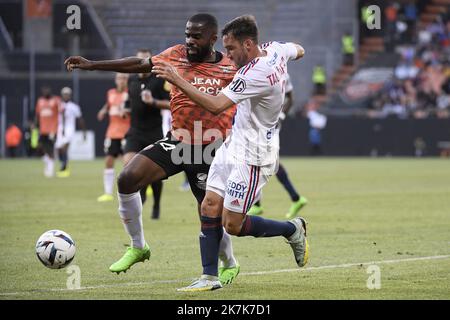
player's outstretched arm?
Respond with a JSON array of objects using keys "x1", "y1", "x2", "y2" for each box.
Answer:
[
  {"x1": 97, "y1": 103, "x2": 108, "y2": 121},
  {"x1": 292, "y1": 43, "x2": 305, "y2": 60},
  {"x1": 64, "y1": 56, "x2": 152, "y2": 73},
  {"x1": 152, "y1": 61, "x2": 234, "y2": 115}
]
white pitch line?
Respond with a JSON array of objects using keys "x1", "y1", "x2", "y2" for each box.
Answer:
[
  {"x1": 241, "y1": 254, "x2": 450, "y2": 276},
  {"x1": 1, "y1": 254, "x2": 449, "y2": 297}
]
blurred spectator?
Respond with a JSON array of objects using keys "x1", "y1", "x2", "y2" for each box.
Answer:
[
  {"x1": 404, "y1": 1, "x2": 417, "y2": 42},
  {"x1": 305, "y1": 99, "x2": 327, "y2": 155},
  {"x1": 5, "y1": 123, "x2": 22, "y2": 158},
  {"x1": 23, "y1": 120, "x2": 39, "y2": 157},
  {"x1": 414, "y1": 137, "x2": 426, "y2": 157},
  {"x1": 342, "y1": 32, "x2": 355, "y2": 66},
  {"x1": 395, "y1": 56, "x2": 419, "y2": 80},
  {"x1": 369, "y1": 5, "x2": 450, "y2": 120},
  {"x1": 312, "y1": 65, "x2": 326, "y2": 95},
  {"x1": 384, "y1": 1, "x2": 400, "y2": 51}
]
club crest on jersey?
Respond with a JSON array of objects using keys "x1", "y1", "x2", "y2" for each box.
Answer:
[
  {"x1": 196, "y1": 173, "x2": 208, "y2": 190},
  {"x1": 229, "y1": 78, "x2": 246, "y2": 93},
  {"x1": 267, "y1": 52, "x2": 278, "y2": 66}
]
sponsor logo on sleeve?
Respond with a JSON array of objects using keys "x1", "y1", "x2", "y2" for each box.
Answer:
[{"x1": 229, "y1": 78, "x2": 247, "y2": 93}]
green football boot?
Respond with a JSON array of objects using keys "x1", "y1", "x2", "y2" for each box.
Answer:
[
  {"x1": 97, "y1": 194, "x2": 114, "y2": 202},
  {"x1": 247, "y1": 204, "x2": 264, "y2": 216},
  {"x1": 56, "y1": 169, "x2": 70, "y2": 178},
  {"x1": 219, "y1": 262, "x2": 240, "y2": 285},
  {"x1": 285, "y1": 196, "x2": 308, "y2": 219},
  {"x1": 109, "y1": 243, "x2": 151, "y2": 274}
]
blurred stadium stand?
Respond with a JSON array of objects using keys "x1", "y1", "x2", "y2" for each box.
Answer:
[{"x1": 0, "y1": 0, "x2": 449, "y2": 157}]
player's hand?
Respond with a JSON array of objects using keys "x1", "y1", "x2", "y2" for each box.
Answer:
[
  {"x1": 97, "y1": 109, "x2": 106, "y2": 121},
  {"x1": 118, "y1": 106, "x2": 129, "y2": 118},
  {"x1": 152, "y1": 61, "x2": 180, "y2": 85},
  {"x1": 64, "y1": 56, "x2": 93, "y2": 72},
  {"x1": 141, "y1": 89, "x2": 154, "y2": 105}
]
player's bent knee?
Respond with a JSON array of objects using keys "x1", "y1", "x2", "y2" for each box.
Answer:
[
  {"x1": 117, "y1": 167, "x2": 142, "y2": 194},
  {"x1": 200, "y1": 197, "x2": 220, "y2": 217},
  {"x1": 224, "y1": 221, "x2": 241, "y2": 236}
]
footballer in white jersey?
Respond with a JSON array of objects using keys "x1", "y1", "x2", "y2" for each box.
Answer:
[
  {"x1": 55, "y1": 87, "x2": 86, "y2": 177},
  {"x1": 247, "y1": 71, "x2": 309, "y2": 218},
  {"x1": 153, "y1": 15, "x2": 309, "y2": 291},
  {"x1": 55, "y1": 100, "x2": 82, "y2": 148},
  {"x1": 221, "y1": 41, "x2": 297, "y2": 167}
]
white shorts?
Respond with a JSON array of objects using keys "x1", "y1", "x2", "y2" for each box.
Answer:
[
  {"x1": 55, "y1": 131, "x2": 74, "y2": 149},
  {"x1": 206, "y1": 143, "x2": 278, "y2": 214}
]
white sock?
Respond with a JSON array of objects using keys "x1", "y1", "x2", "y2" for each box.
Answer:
[
  {"x1": 45, "y1": 158, "x2": 54, "y2": 177},
  {"x1": 118, "y1": 192, "x2": 145, "y2": 249},
  {"x1": 219, "y1": 229, "x2": 237, "y2": 268},
  {"x1": 103, "y1": 168, "x2": 115, "y2": 195}
]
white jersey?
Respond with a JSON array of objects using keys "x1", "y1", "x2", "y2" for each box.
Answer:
[
  {"x1": 161, "y1": 109, "x2": 172, "y2": 136},
  {"x1": 58, "y1": 101, "x2": 81, "y2": 137},
  {"x1": 285, "y1": 72, "x2": 293, "y2": 94},
  {"x1": 221, "y1": 41, "x2": 298, "y2": 166}
]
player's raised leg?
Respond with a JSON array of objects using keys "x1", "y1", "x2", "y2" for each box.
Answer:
[
  {"x1": 226, "y1": 207, "x2": 309, "y2": 268},
  {"x1": 109, "y1": 153, "x2": 166, "y2": 274}
]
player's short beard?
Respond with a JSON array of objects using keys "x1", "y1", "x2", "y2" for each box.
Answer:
[
  {"x1": 186, "y1": 45, "x2": 211, "y2": 63},
  {"x1": 234, "y1": 47, "x2": 249, "y2": 69}
]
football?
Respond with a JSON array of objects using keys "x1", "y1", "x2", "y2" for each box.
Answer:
[{"x1": 35, "y1": 230, "x2": 76, "y2": 269}]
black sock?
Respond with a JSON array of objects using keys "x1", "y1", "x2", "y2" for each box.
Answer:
[
  {"x1": 238, "y1": 215, "x2": 296, "y2": 238},
  {"x1": 151, "y1": 181, "x2": 162, "y2": 219},
  {"x1": 151, "y1": 181, "x2": 162, "y2": 208},
  {"x1": 199, "y1": 216, "x2": 223, "y2": 277},
  {"x1": 59, "y1": 150, "x2": 68, "y2": 171},
  {"x1": 276, "y1": 164, "x2": 300, "y2": 202},
  {"x1": 139, "y1": 187, "x2": 147, "y2": 204}
]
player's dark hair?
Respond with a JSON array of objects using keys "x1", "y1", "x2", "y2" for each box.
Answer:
[
  {"x1": 222, "y1": 15, "x2": 258, "y2": 43},
  {"x1": 188, "y1": 13, "x2": 218, "y2": 34}
]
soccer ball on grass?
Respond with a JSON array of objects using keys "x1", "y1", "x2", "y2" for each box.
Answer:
[{"x1": 35, "y1": 230, "x2": 76, "y2": 269}]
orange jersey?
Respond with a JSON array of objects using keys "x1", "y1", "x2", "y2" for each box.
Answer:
[
  {"x1": 152, "y1": 44, "x2": 237, "y2": 144},
  {"x1": 106, "y1": 88, "x2": 130, "y2": 139},
  {"x1": 36, "y1": 96, "x2": 60, "y2": 135}
]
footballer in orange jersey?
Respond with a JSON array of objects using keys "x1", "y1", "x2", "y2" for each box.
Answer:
[
  {"x1": 35, "y1": 86, "x2": 60, "y2": 177},
  {"x1": 65, "y1": 14, "x2": 240, "y2": 289},
  {"x1": 97, "y1": 73, "x2": 130, "y2": 202}
]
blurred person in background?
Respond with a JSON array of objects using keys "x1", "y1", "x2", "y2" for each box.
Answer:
[
  {"x1": 5, "y1": 123, "x2": 22, "y2": 158},
  {"x1": 97, "y1": 73, "x2": 130, "y2": 202},
  {"x1": 55, "y1": 87, "x2": 86, "y2": 178},
  {"x1": 23, "y1": 120, "x2": 39, "y2": 157},
  {"x1": 342, "y1": 31, "x2": 355, "y2": 66},
  {"x1": 35, "y1": 86, "x2": 59, "y2": 177},
  {"x1": 312, "y1": 65, "x2": 326, "y2": 95},
  {"x1": 306, "y1": 98, "x2": 327, "y2": 155}
]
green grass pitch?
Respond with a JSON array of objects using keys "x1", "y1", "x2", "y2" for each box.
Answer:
[{"x1": 0, "y1": 158, "x2": 449, "y2": 299}]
